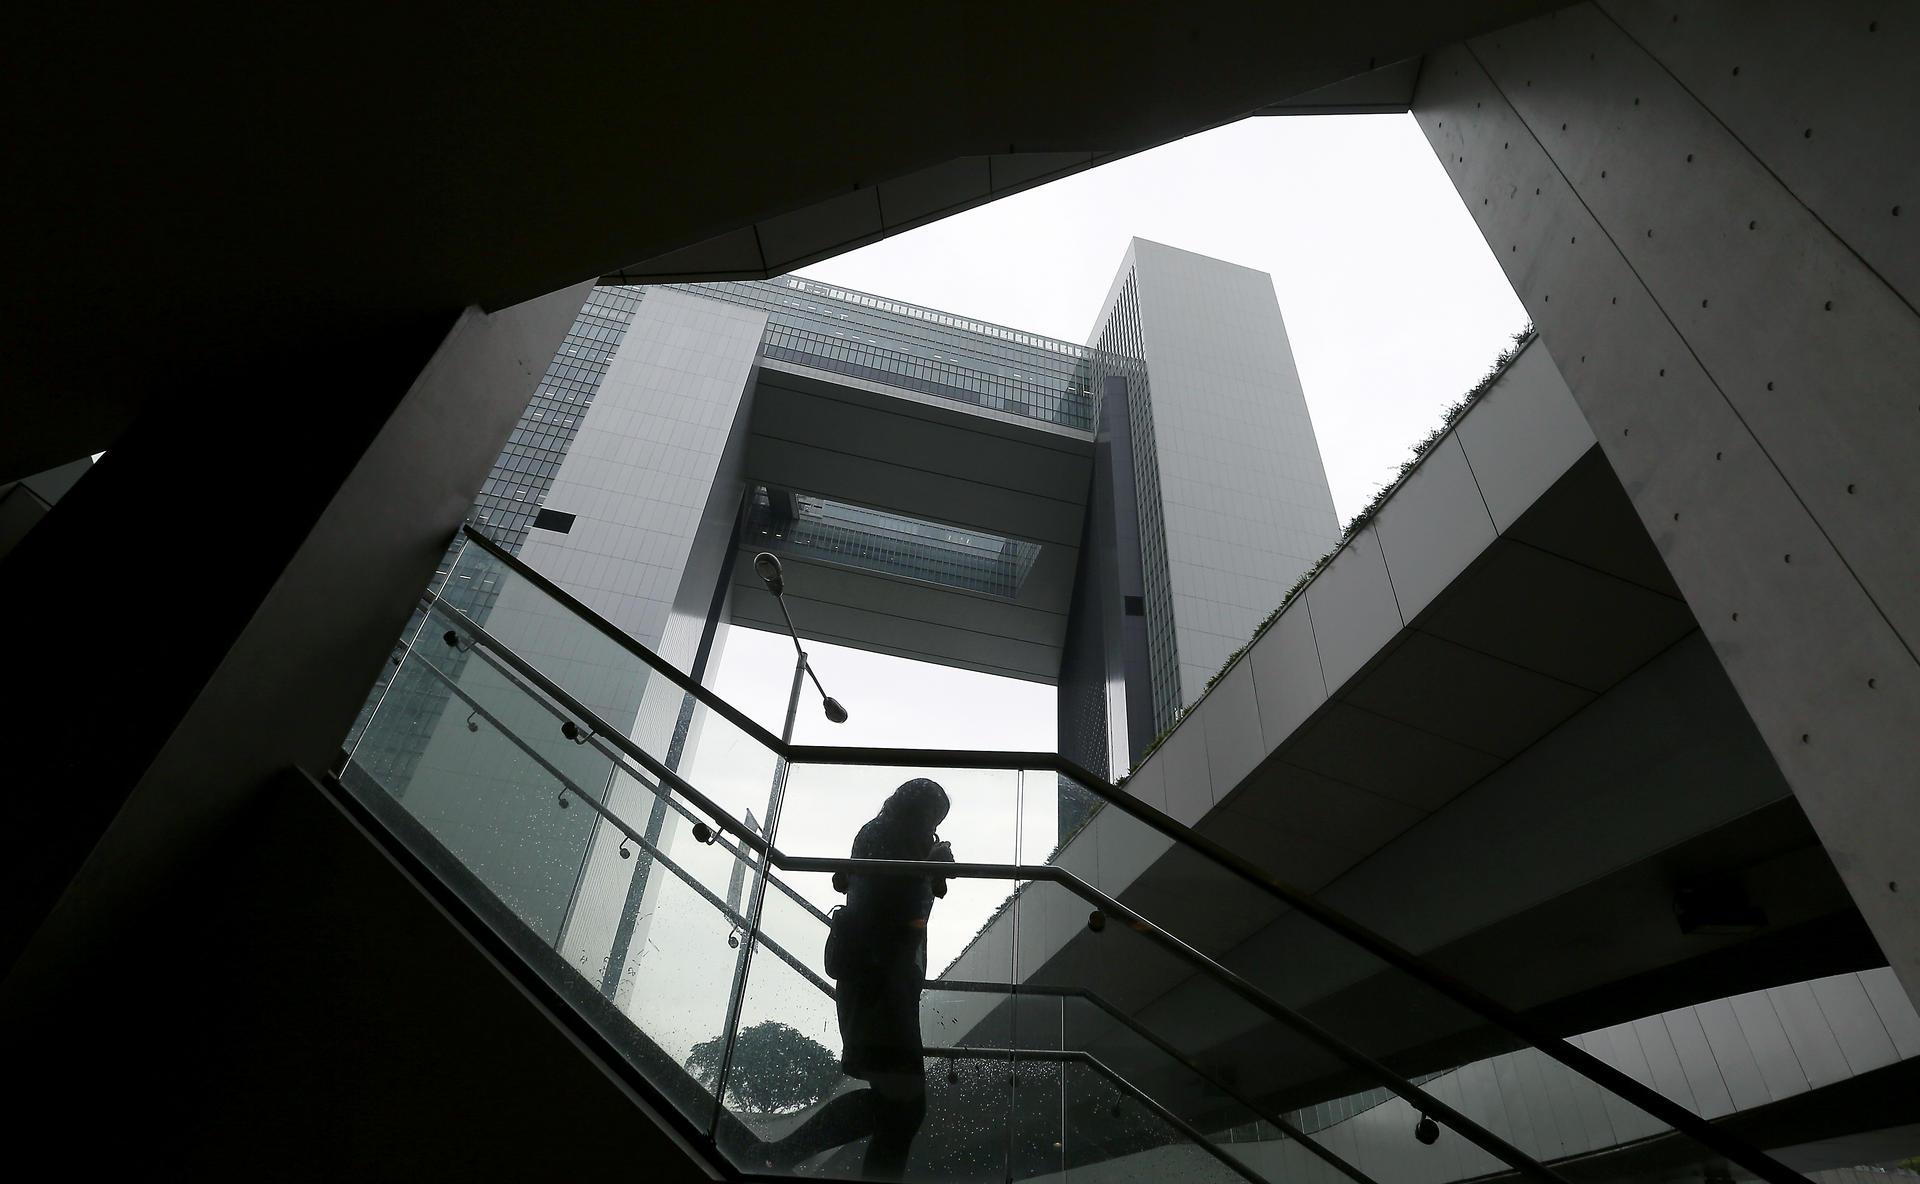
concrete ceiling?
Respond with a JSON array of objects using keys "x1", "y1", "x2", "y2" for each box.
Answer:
[
  {"x1": 1251, "y1": 56, "x2": 1425, "y2": 115},
  {"x1": 1, "y1": 1, "x2": 1569, "y2": 484},
  {"x1": 730, "y1": 361, "x2": 1092, "y2": 680}
]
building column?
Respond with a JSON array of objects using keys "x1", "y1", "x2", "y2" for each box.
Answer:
[
  {"x1": 0, "y1": 281, "x2": 592, "y2": 995},
  {"x1": 1415, "y1": 2, "x2": 1920, "y2": 1000}
]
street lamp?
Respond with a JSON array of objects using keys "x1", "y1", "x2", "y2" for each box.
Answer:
[
  {"x1": 710, "y1": 549, "x2": 846, "y2": 1110},
  {"x1": 753, "y1": 551, "x2": 847, "y2": 736}
]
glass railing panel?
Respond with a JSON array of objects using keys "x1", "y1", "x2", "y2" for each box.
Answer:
[
  {"x1": 727, "y1": 758, "x2": 1028, "y2": 1180},
  {"x1": 778, "y1": 761, "x2": 1023, "y2": 981},
  {"x1": 1050, "y1": 775, "x2": 1289, "y2": 961},
  {"x1": 1049, "y1": 777, "x2": 1484, "y2": 1057},
  {"x1": 1010, "y1": 873, "x2": 1552, "y2": 1180},
  {"x1": 617, "y1": 861, "x2": 758, "y2": 1127},
  {"x1": 918, "y1": 985, "x2": 1018, "y2": 1184},
  {"x1": 1013, "y1": 878, "x2": 1288, "y2": 1103},
  {"x1": 1004, "y1": 990, "x2": 1281, "y2": 1184},
  {"x1": 383, "y1": 536, "x2": 791, "y2": 996},
  {"x1": 1216, "y1": 1123, "x2": 1350, "y2": 1184},
  {"x1": 1058, "y1": 1059, "x2": 1252, "y2": 1184},
  {"x1": 430, "y1": 537, "x2": 653, "y2": 736},
  {"x1": 350, "y1": 642, "x2": 606, "y2": 945},
  {"x1": 343, "y1": 600, "x2": 433, "y2": 752},
  {"x1": 345, "y1": 530, "x2": 1806, "y2": 1184},
  {"x1": 1057, "y1": 993, "x2": 1270, "y2": 1150},
  {"x1": 1265, "y1": 1033, "x2": 1701, "y2": 1182},
  {"x1": 717, "y1": 890, "x2": 1018, "y2": 1179},
  {"x1": 1046, "y1": 781, "x2": 1776, "y2": 1181},
  {"x1": 408, "y1": 535, "x2": 783, "y2": 834},
  {"x1": 1007, "y1": 1052, "x2": 1066, "y2": 1183},
  {"x1": 706, "y1": 928, "x2": 850, "y2": 1174},
  {"x1": 583, "y1": 714, "x2": 778, "y2": 939},
  {"x1": 752, "y1": 871, "x2": 836, "y2": 987},
  {"x1": 343, "y1": 636, "x2": 757, "y2": 1135}
]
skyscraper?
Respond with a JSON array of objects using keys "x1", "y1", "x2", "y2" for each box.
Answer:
[
  {"x1": 1073, "y1": 240, "x2": 1341, "y2": 771},
  {"x1": 356, "y1": 241, "x2": 1339, "y2": 811}
]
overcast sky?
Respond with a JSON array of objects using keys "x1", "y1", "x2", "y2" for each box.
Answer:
[{"x1": 707, "y1": 113, "x2": 1526, "y2": 910}]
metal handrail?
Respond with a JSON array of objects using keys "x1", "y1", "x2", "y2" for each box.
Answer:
[
  {"x1": 408, "y1": 625, "x2": 1376, "y2": 1182},
  {"x1": 453, "y1": 634, "x2": 834, "y2": 931},
  {"x1": 935, "y1": 981, "x2": 1372, "y2": 1184},
  {"x1": 934, "y1": 1046, "x2": 1264, "y2": 1184},
  {"x1": 445, "y1": 523, "x2": 1810, "y2": 1184},
  {"x1": 422, "y1": 588, "x2": 1564, "y2": 1183},
  {"x1": 408, "y1": 626, "x2": 1378, "y2": 1184},
  {"x1": 405, "y1": 645, "x2": 837, "y2": 999}
]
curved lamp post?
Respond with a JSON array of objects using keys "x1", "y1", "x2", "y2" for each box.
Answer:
[
  {"x1": 752, "y1": 551, "x2": 847, "y2": 735},
  {"x1": 711, "y1": 550, "x2": 847, "y2": 1121}
]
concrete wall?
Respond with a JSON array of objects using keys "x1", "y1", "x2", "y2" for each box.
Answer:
[
  {"x1": 1114, "y1": 335, "x2": 1593, "y2": 837},
  {"x1": 2, "y1": 277, "x2": 591, "y2": 985},
  {"x1": 940, "y1": 332, "x2": 1609, "y2": 1033},
  {"x1": 1414, "y1": 0, "x2": 1920, "y2": 1003},
  {"x1": 0, "y1": 456, "x2": 90, "y2": 563},
  {"x1": 3, "y1": 769, "x2": 718, "y2": 1181}
]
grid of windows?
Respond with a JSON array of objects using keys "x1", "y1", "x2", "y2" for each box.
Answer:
[
  {"x1": 343, "y1": 286, "x2": 645, "y2": 766},
  {"x1": 351, "y1": 276, "x2": 1166, "y2": 768},
  {"x1": 469, "y1": 285, "x2": 644, "y2": 552},
  {"x1": 1094, "y1": 269, "x2": 1181, "y2": 737},
  {"x1": 747, "y1": 486, "x2": 1042, "y2": 598},
  {"x1": 670, "y1": 277, "x2": 1101, "y2": 432}
]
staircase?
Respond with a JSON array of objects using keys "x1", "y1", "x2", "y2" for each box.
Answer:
[{"x1": 335, "y1": 525, "x2": 1811, "y2": 1184}]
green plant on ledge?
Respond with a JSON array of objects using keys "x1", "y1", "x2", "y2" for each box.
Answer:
[{"x1": 1128, "y1": 324, "x2": 1536, "y2": 780}]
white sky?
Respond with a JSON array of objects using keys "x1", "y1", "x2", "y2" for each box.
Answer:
[
  {"x1": 704, "y1": 113, "x2": 1525, "y2": 959},
  {"x1": 792, "y1": 113, "x2": 1526, "y2": 528}
]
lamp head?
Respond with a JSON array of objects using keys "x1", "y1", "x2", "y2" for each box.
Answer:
[
  {"x1": 822, "y1": 696, "x2": 848, "y2": 724},
  {"x1": 752, "y1": 551, "x2": 784, "y2": 596}
]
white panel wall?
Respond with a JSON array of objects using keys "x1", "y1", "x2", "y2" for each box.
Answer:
[
  {"x1": 515, "y1": 288, "x2": 767, "y2": 985},
  {"x1": 1126, "y1": 239, "x2": 1343, "y2": 704},
  {"x1": 519, "y1": 288, "x2": 767, "y2": 657}
]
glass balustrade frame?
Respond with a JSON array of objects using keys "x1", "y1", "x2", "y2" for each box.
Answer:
[{"x1": 334, "y1": 524, "x2": 1810, "y2": 1184}]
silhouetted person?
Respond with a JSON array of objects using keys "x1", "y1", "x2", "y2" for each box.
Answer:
[{"x1": 762, "y1": 778, "x2": 954, "y2": 1178}]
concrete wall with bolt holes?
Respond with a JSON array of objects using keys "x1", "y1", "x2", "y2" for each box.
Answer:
[{"x1": 1414, "y1": 1, "x2": 1920, "y2": 1002}]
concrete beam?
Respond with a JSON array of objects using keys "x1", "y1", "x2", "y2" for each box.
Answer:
[
  {"x1": 1414, "y1": 1, "x2": 1920, "y2": 1000},
  {"x1": 1252, "y1": 57, "x2": 1423, "y2": 115},
  {"x1": 0, "y1": 281, "x2": 590, "y2": 984}
]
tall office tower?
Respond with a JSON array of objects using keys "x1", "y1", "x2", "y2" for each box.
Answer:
[
  {"x1": 1064, "y1": 240, "x2": 1340, "y2": 782},
  {"x1": 351, "y1": 246, "x2": 1338, "y2": 880}
]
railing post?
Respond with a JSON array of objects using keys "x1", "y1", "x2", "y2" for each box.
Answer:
[{"x1": 707, "y1": 650, "x2": 807, "y2": 1139}]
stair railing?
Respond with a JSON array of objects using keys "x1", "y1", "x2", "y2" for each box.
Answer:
[{"x1": 411, "y1": 523, "x2": 1812, "y2": 1184}]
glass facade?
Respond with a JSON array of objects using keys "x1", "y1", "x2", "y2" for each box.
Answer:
[
  {"x1": 472, "y1": 285, "x2": 645, "y2": 552},
  {"x1": 1090, "y1": 267, "x2": 1182, "y2": 739},
  {"x1": 351, "y1": 269, "x2": 1198, "y2": 780},
  {"x1": 667, "y1": 276, "x2": 1100, "y2": 432},
  {"x1": 344, "y1": 286, "x2": 645, "y2": 760},
  {"x1": 746, "y1": 485, "x2": 1043, "y2": 599}
]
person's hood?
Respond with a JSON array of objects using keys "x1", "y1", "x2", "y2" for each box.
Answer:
[{"x1": 880, "y1": 777, "x2": 949, "y2": 829}]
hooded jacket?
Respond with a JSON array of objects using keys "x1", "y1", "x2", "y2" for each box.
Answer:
[{"x1": 839, "y1": 778, "x2": 954, "y2": 953}]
